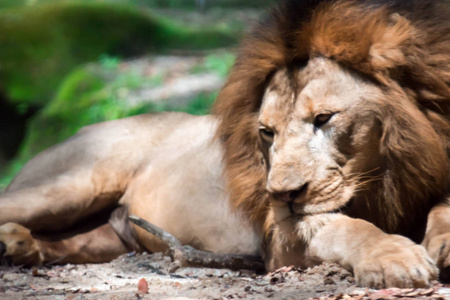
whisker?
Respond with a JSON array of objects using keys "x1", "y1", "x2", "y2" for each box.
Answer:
[
  {"x1": 345, "y1": 167, "x2": 381, "y2": 181},
  {"x1": 352, "y1": 175, "x2": 383, "y2": 192}
]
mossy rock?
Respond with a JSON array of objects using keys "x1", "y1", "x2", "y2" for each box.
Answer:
[{"x1": 0, "y1": 2, "x2": 236, "y2": 106}]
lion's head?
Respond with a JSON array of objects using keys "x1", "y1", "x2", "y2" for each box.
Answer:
[
  {"x1": 258, "y1": 58, "x2": 385, "y2": 221},
  {"x1": 214, "y1": 0, "x2": 450, "y2": 240}
]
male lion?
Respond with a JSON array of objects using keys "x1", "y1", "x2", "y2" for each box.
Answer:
[{"x1": 1, "y1": 0, "x2": 450, "y2": 289}]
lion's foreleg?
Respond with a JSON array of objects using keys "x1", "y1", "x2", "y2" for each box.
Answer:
[
  {"x1": 422, "y1": 198, "x2": 450, "y2": 281},
  {"x1": 268, "y1": 214, "x2": 437, "y2": 288},
  {"x1": 307, "y1": 215, "x2": 437, "y2": 288}
]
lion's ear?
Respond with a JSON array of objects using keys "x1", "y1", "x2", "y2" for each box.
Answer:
[{"x1": 369, "y1": 13, "x2": 414, "y2": 71}]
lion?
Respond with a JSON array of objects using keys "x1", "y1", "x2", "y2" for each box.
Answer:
[{"x1": 1, "y1": 0, "x2": 450, "y2": 289}]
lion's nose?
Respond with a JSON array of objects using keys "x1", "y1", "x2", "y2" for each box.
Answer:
[{"x1": 271, "y1": 183, "x2": 309, "y2": 202}]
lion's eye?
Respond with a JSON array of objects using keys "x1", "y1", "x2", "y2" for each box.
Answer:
[
  {"x1": 259, "y1": 127, "x2": 274, "y2": 142},
  {"x1": 313, "y1": 113, "x2": 334, "y2": 127}
]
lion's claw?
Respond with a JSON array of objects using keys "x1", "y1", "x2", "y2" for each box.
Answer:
[{"x1": 354, "y1": 236, "x2": 438, "y2": 288}]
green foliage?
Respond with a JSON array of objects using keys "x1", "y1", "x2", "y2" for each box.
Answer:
[
  {"x1": 139, "y1": 91, "x2": 217, "y2": 116},
  {"x1": 99, "y1": 54, "x2": 122, "y2": 70},
  {"x1": 192, "y1": 52, "x2": 236, "y2": 78},
  {"x1": 182, "y1": 92, "x2": 217, "y2": 115},
  {"x1": 0, "y1": 2, "x2": 236, "y2": 106},
  {"x1": 0, "y1": 160, "x2": 24, "y2": 190}
]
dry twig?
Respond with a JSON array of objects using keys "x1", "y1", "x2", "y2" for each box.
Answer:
[{"x1": 129, "y1": 215, "x2": 265, "y2": 272}]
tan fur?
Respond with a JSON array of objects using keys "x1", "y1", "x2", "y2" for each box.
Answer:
[{"x1": 0, "y1": 113, "x2": 261, "y2": 265}]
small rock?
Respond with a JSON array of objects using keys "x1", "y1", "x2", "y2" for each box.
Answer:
[
  {"x1": 270, "y1": 276, "x2": 283, "y2": 285},
  {"x1": 137, "y1": 278, "x2": 149, "y2": 294},
  {"x1": 238, "y1": 270, "x2": 256, "y2": 277}
]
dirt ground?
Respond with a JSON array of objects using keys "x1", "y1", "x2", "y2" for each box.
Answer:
[{"x1": 1, "y1": 252, "x2": 449, "y2": 299}]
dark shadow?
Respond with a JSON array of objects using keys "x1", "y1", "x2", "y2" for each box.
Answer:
[{"x1": 0, "y1": 92, "x2": 39, "y2": 162}]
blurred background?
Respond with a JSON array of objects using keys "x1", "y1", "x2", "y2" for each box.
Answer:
[{"x1": 0, "y1": 0, "x2": 276, "y2": 190}]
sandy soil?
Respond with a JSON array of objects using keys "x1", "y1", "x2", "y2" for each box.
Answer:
[{"x1": 1, "y1": 252, "x2": 449, "y2": 299}]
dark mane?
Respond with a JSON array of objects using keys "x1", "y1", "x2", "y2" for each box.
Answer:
[{"x1": 213, "y1": 0, "x2": 450, "y2": 234}]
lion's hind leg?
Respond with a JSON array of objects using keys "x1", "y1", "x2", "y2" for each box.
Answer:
[
  {"x1": 0, "y1": 160, "x2": 133, "y2": 266},
  {"x1": 0, "y1": 170, "x2": 127, "y2": 265},
  {"x1": 0, "y1": 177, "x2": 120, "y2": 232},
  {"x1": 0, "y1": 207, "x2": 134, "y2": 265}
]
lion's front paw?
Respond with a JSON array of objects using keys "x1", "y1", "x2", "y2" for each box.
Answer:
[
  {"x1": 0, "y1": 223, "x2": 43, "y2": 265},
  {"x1": 354, "y1": 235, "x2": 437, "y2": 288},
  {"x1": 426, "y1": 232, "x2": 450, "y2": 282}
]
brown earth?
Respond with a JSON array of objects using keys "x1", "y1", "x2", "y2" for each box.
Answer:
[{"x1": 1, "y1": 252, "x2": 449, "y2": 299}]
